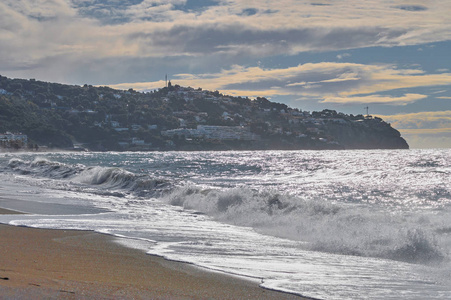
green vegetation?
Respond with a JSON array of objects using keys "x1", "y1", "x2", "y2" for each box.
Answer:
[{"x1": 0, "y1": 75, "x2": 408, "y2": 151}]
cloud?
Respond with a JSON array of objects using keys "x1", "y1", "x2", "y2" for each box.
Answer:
[
  {"x1": 376, "y1": 111, "x2": 451, "y2": 148},
  {"x1": 1, "y1": 0, "x2": 451, "y2": 102},
  {"x1": 376, "y1": 111, "x2": 451, "y2": 130},
  {"x1": 3, "y1": 0, "x2": 75, "y2": 20},
  {"x1": 321, "y1": 94, "x2": 427, "y2": 105},
  {"x1": 337, "y1": 53, "x2": 351, "y2": 60},
  {"x1": 398, "y1": 128, "x2": 451, "y2": 148},
  {"x1": 394, "y1": 5, "x2": 428, "y2": 12},
  {"x1": 400, "y1": 128, "x2": 451, "y2": 134},
  {"x1": 0, "y1": 1, "x2": 83, "y2": 69},
  {"x1": 107, "y1": 62, "x2": 451, "y2": 106},
  {"x1": 344, "y1": 71, "x2": 451, "y2": 96},
  {"x1": 123, "y1": 23, "x2": 408, "y2": 58},
  {"x1": 124, "y1": 0, "x2": 188, "y2": 22},
  {"x1": 2, "y1": 0, "x2": 451, "y2": 70},
  {"x1": 432, "y1": 89, "x2": 448, "y2": 94}
]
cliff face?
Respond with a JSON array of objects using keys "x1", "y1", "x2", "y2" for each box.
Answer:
[{"x1": 324, "y1": 118, "x2": 409, "y2": 149}]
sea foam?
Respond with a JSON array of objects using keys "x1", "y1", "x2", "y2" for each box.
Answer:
[{"x1": 162, "y1": 186, "x2": 448, "y2": 264}]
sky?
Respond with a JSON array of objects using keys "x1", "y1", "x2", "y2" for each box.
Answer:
[{"x1": 1, "y1": 0, "x2": 450, "y2": 148}]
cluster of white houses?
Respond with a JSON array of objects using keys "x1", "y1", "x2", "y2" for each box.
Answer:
[
  {"x1": 161, "y1": 125, "x2": 259, "y2": 141},
  {"x1": 0, "y1": 132, "x2": 28, "y2": 148}
]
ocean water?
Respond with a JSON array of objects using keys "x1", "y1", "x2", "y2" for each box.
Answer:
[{"x1": 0, "y1": 150, "x2": 450, "y2": 299}]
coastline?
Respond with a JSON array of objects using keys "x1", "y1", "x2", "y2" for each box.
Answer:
[{"x1": 0, "y1": 210, "x2": 305, "y2": 299}]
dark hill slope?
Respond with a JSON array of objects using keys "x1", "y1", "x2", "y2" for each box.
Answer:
[{"x1": 0, "y1": 75, "x2": 408, "y2": 150}]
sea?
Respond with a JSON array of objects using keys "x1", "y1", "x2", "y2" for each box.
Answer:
[{"x1": 0, "y1": 149, "x2": 450, "y2": 299}]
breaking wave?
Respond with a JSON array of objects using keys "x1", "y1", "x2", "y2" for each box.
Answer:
[
  {"x1": 6, "y1": 157, "x2": 170, "y2": 197},
  {"x1": 73, "y1": 166, "x2": 170, "y2": 196},
  {"x1": 4, "y1": 155, "x2": 449, "y2": 265},
  {"x1": 163, "y1": 186, "x2": 448, "y2": 264},
  {"x1": 8, "y1": 157, "x2": 83, "y2": 178}
]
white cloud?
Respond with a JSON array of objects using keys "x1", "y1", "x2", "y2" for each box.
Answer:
[
  {"x1": 337, "y1": 53, "x2": 351, "y2": 60},
  {"x1": 322, "y1": 94, "x2": 427, "y2": 105},
  {"x1": 3, "y1": 0, "x2": 75, "y2": 19},
  {"x1": 2, "y1": 0, "x2": 451, "y2": 70},
  {"x1": 108, "y1": 62, "x2": 451, "y2": 106},
  {"x1": 125, "y1": 0, "x2": 188, "y2": 22},
  {"x1": 377, "y1": 111, "x2": 451, "y2": 130}
]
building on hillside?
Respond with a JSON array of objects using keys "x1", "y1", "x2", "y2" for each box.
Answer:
[
  {"x1": 0, "y1": 132, "x2": 28, "y2": 148},
  {"x1": 161, "y1": 125, "x2": 259, "y2": 141},
  {"x1": 131, "y1": 124, "x2": 142, "y2": 131}
]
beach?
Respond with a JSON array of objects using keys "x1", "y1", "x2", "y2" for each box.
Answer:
[{"x1": 0, "y1": 209, "x2": 303, "y2": 299}]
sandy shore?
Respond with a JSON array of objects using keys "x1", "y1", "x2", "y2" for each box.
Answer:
[{"x1": 0, "y1": 210, "x2": 305, "y2": 299}]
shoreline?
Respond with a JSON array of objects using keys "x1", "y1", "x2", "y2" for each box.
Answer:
[
  {"x1": 0, "y1": 207, "x2": 24, "y2": 214},
  {"x1": 0, "y1": 209, "x2": 305, "y2": 299}
]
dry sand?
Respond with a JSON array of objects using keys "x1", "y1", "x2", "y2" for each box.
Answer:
[{"x1": 0, "y1": 209, "x2": 306, "y2": 299}]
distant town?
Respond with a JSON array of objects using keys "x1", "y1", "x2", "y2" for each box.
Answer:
[
  {"x1": 0, "y1": 75, "x2": 408, "y2": 151},
  {"x1": 0, "y1": 132, "x2": 29, "y2": 150}
]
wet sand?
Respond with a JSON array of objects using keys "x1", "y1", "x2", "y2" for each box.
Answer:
[{"x1": 0, "y1": 210, "x2": 305, "y2": 299}]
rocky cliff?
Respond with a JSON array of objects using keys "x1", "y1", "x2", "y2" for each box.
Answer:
[{"x1": 324, "y1": 118, "x2": 409, "y2": 149}]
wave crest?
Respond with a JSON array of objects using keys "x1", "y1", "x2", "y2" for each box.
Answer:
[
  {"x1": 6, "y1": 157, "x2": 170, "y2": 198},
  {"x1": 7, "y1": 157, "x2": 83, "y2": 178},
  {"x1": 74, "y1": 166, "x2": 170, "y2": 196},
  {"x1": 163, "y1": 186, "x2": 447, "y2": 264}
]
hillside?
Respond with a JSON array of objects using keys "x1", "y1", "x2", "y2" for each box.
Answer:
[{"x1": 0, "y1": 75, "x2": 408, "y2": 151}]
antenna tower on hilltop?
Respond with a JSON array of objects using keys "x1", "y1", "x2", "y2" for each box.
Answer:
[{"x1": 165, "y1": 74, "x2": 168, "y2": 88}]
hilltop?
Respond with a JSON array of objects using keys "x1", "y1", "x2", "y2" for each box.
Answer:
[{"x1": 0, "y1": 75, "x2": 408, "y2": 151}]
